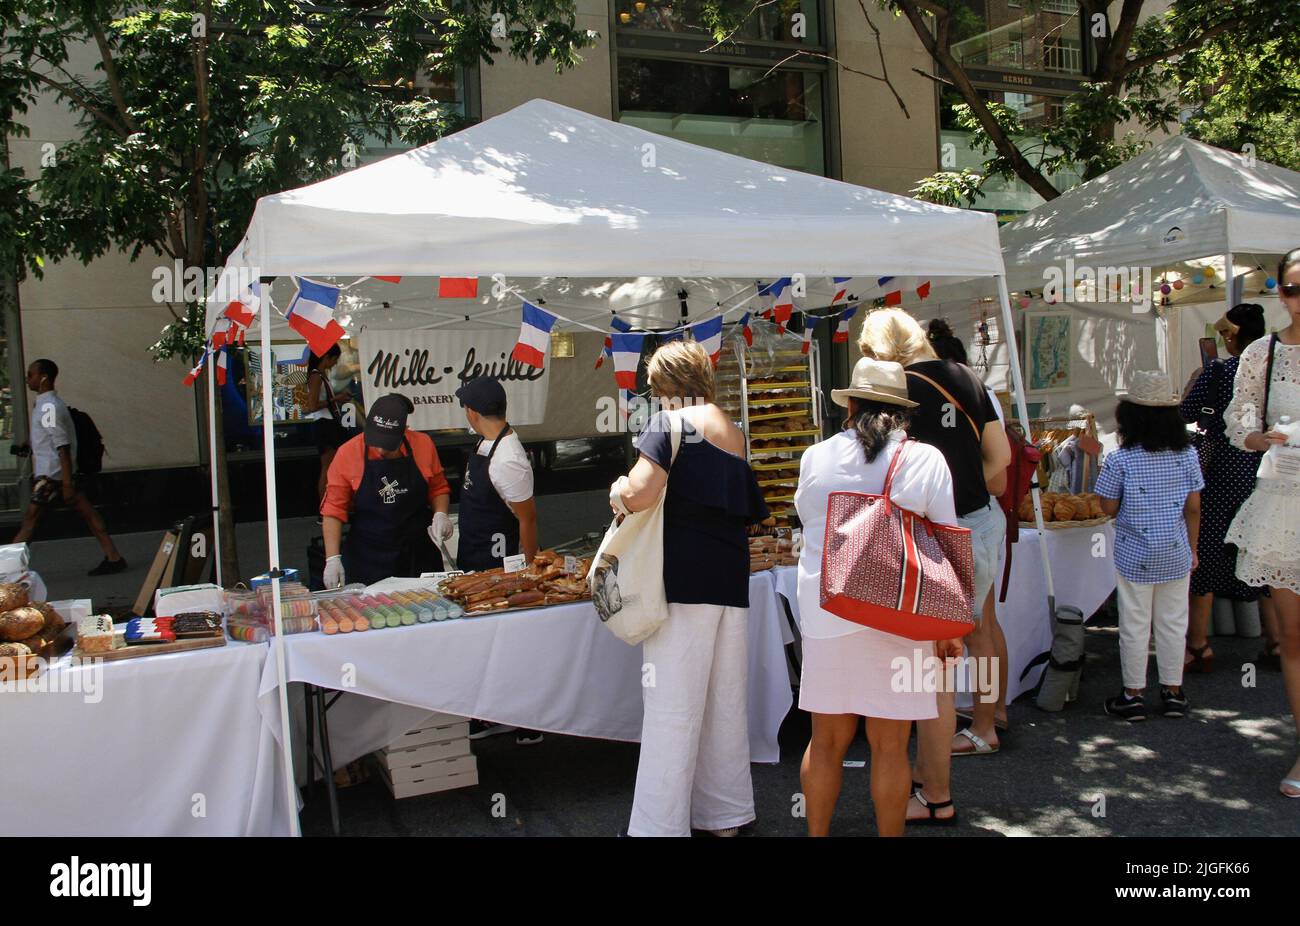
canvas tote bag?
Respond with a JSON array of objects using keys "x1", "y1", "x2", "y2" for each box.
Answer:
[
  {"x1": 589, "y1": 410, "x2": 683, "y2": 644},
  {"x1": 820, "y1": 439, "x2": 977, "y2": 641}
]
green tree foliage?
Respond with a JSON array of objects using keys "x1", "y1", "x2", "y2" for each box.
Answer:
[{"x1": 0, "y1": 0, "x2": 596, "y2": 355}]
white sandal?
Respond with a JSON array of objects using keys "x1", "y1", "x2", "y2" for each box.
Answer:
[{"x1": 952, "y1": 727, "x2": 999, "y2": 756}]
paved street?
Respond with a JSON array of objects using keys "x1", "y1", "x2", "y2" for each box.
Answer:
[
  {"x1": 296, "y1": 618, "x2": 1300, "y2": 838},
  {"x1": 19, "y1": 494, "x2": 1298, "y2": 837}
]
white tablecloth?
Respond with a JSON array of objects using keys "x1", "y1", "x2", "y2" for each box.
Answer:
[
  {"x1": 0, "y1": 641, "x2": 293, "y2": 836},
  {"x1": 257, "y1": 573, "x2": 794, "y2": 767},
  {"x1": 771, "y1": 522, "x2": 1116, "y2": 703}
]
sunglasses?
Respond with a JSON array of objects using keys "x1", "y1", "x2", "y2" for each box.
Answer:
[{"x1": 1281, "y1": 282, "x2": 1300, "y2": 298}]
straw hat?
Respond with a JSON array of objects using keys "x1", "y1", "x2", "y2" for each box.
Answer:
[
  {"x1": 1121, "y1": 370, "x2": 1179, "y2": 407},
  {"x1": 831, "y1": 358, "x2": 918, "y2": 409}
]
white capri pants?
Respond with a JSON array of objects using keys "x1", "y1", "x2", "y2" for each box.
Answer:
[
  {"x1": 628, "y1": 602, "x2": 755, "y2": 837},
  {"x1": 1115, "y1": 573, "x2": 1190, "y2": 690}
]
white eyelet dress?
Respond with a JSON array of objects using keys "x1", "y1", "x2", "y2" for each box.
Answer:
[{"x1": 1224, "y1": 336, "x2": 1300, "y2": 594}]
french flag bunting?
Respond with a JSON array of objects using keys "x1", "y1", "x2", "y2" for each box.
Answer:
[
  {"x1": 215, "y1": 347, "x2": 229, "y2": 386},
  {"x1": 511, "y1": 300, "x2": 557, "y2": 369},
  {"x1": 286, "y1": 278, "x2": 347, "y2": 356},
  {"x1": 831, "y1": 277, "x2": 852, "y2": 305},
  {"x1": 210, "y1": 319, "x2": 232, "y2": 349},
  {"x1": 223, "y1": 282, "x2": 259, "y2": 328},
  {"x1": 659, "y1": 329, "x2": 684, "y2": 344},
  {"x1": 182, "y1": 350, "x2": 208, "y2": 387},
  {"x1": 833, "y1": 305, "x2": 858, "y2": 343},
  {"x1": 373, "y1": 276, "x2": 402, "y2": 284},
  {"x1": 610, "y1": 332, "x2": 645, "y2": 390},
  {"x1": 757, "y1": 277, "x2": 792, "y2": 300},
  {"x1": 883, "y1": 289, "x2": 903, "y2": 307},
  {"x1": 438, "y1": 277, "x2": 478, "y2": 299},
  {"x1": 596, "y1": 316, "x2": 633, "y2": 369},
  {"x1": 772, "y1": 301, "x2": 793, "y2": 333},
  {"x1": 800, "y1": 316, "x2": 816, "y2": 355},
  {"x1": 691, "y1": 315, "x2": 724, "y2": 365},
  {"x1": 916, "y1": 281, "x2": 932, "y2": 300},
  {"x1": 739, "y1": 312, "x2": 753, "y2": 347}
]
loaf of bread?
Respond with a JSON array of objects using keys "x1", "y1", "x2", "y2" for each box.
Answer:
[
  {"x1": 34, "y1": 602, "x2": 65, "y2": 634},
  {"x1": 0, "y1": 606, "x2": 44, "y2": 642},
  {"x1": 0, "y1": 641, "x2": 32, "y2": 657},
  {"x1": 0, "y1": 583, "x2": 29, "y2": 613}
]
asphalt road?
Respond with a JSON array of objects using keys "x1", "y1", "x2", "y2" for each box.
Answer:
[{"x1": 299, "y1": 616, "x2": 1300, "y2": 837}]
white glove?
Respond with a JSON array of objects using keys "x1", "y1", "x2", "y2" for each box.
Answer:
[
  {"x1": 429, "y1": 511, "x2": 454, "y2": 542},
  {"x1": 323, "y1": 555, "x2": 345, "y2": 589},
  {"x1": 609, "y1": 476, "x2": 632, "y2": 517}
]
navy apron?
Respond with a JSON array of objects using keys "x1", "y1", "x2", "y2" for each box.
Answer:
[
  {"x1": 457, "y1": 427, "x2": 521, "y2": 572},
  {"x1": 342, "y1": 435, "x2": 443, "y2": 585}
]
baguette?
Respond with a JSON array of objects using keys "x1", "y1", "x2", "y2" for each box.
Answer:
[{"x1": 507, "y1": 590, "x2": 546, "y2": 608}]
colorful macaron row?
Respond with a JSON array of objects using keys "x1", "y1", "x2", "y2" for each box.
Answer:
[{"x1": 316, "y1": 591, "x2": 465, "y2": 635}]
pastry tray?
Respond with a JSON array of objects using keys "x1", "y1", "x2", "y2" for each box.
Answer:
[
  {"x1": 750, "y1": 445, "x2": 814, "y2": 457},
  {"x1": 746, "y1": 381, "x2": 810, "y2": 392},
  {"x1": 749, "y1": 428, "x2": 820, "y2": 439},
  {"x1": 1018, "y1": 516, "x2": 1112, "y2": 530}
]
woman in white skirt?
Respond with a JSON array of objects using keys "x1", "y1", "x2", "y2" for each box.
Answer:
[
  {"x1": 1224, "y1": 247, "x2": 1300, "y2": 798},
  {"x1": 795, "y1": 358, "x2": 962, "y2": 835}
]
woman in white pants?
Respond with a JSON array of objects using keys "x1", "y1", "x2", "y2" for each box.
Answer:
[{"x1": 610, "y1": 341, "x2": 770, "y2": 836}]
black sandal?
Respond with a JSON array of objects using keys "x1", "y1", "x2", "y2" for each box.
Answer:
[
  {"x1": 907, "y1": 790, "x2": 957, "y2": 827},
  {"x1": 1185, "y1": 643, "x2": 1215, "y2": 674}
]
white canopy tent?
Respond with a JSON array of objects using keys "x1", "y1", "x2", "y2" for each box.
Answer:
[
  {"x1": 916, "y1": 135, "x2": 1300, "y2": 430},
  {"x1": 205, "y1": 99, "x2": 1048, "y2": 833}
]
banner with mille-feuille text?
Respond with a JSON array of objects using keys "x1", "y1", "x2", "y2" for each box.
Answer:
[{"x1": 358, "y1": 329, "x2": 550, "y2": 430}]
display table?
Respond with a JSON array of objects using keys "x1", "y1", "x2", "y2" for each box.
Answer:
[
  {"x1": 0, "y1": 641, "x2": 293, "y2": 836},
  {"x1": 771, "y1": 522, "x2": 1116, "y2": 703},
  {"x1": 256, "y1": 573, "x2": 795, "y2": 775}
]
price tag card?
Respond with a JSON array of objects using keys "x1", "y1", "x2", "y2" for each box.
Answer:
[
  {"x1": 421, "y1": 570, "x2": 464, "y2": 582},
  {"x1": 503, "y1": 554, "x2": 528, "y2": 574},
  {"x1": 564, "y1": 555, "x2": 578, "y2": 575}
]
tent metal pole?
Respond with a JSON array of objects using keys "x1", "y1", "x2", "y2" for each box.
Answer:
[
  {"x1": 1224, "y1": 250, "x2": 1234, "y2": 325},
  {"x1": 259, "y1": 278, "x2": 302, "y2": 837},
  {"x1": 206, "y1": 351, "x2": 223, "y2": 587},
  {"x1": 994, "y1": 274, "x2": 1056, "y2": 617}
]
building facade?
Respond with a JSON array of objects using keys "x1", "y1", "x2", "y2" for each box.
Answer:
[{"x1": 4, "y1": 1, "x2": 1154, "y2": 514}]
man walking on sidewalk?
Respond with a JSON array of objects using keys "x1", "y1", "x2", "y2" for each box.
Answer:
[{"x1": 13, "y1": 359, "x2": 127, "y2": 576}]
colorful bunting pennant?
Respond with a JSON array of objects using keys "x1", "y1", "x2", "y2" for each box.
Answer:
[
  {"x1": 691, "y1": 315, "x2": 724, "y2": 365},
  {"x1": 438, "y1": 277, "x2": 479, "y2": 299},
  {"x1": 286, "y1": 278, "x2": 347, "y2": 356}
]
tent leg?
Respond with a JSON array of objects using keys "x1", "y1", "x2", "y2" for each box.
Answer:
[
  {"x1": 260, "y1": 280, "x2": 302, "y2": 837},
  {"x1": 206, "y1": 354, "x2": 223, "y2": 588},
  {"x1": 1224, "y1": 250, "x2": 1235, "y2": 326},
  {"x1": 995, "y1": 275, "x2": 1056, "y2": 617}
]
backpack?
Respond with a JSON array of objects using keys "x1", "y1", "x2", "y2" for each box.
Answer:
[
  {"x1": 69, "y1": 407, "x2": 105, "y2": 475},
  {"x1": 998, "y1": 422, "x2": 1042, "y2": 602}
]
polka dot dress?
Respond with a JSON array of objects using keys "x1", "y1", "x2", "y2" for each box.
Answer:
[{"x1": 1181, "y1": 357, "x2": 1265, "y2": 600}]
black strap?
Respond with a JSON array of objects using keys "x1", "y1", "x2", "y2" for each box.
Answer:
[{"x1": 1262, "y1": 333, "x2": 1278, "y2": 431}]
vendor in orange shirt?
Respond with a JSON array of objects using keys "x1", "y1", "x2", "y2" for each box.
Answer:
[{"x1": 321, "y1": 393, "x2": 452, "y2": 587}]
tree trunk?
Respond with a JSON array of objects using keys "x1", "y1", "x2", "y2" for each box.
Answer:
[{"x1": 895, "y1": 1, "x2": 1062, "y2": 201}]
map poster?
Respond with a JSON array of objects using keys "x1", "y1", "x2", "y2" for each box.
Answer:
[{"x1": 1024, "y1": 311, "x2": 1072, "y2": 394}]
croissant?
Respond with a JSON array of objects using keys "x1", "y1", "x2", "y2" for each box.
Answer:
[
  {"x1": 1053, "y1": 500, "x2": 1076, "y2": 522},
  {"x1": 1087, "y1": 497, "x2": 1104, "y2": 519},
  {"x1": 1017, "y1": 496, "x2": 1035, "y2": 522}
]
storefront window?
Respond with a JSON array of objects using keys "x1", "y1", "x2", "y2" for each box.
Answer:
[
  {"x1": 947, "y1": 0, "x2": 1084, "y2": 76},
  {"x1": 617, "y1": 58, "x2": 825, "y2": 174},
  {"x1": 613, "y1": 0, "x2": 819, "y2": 45}
]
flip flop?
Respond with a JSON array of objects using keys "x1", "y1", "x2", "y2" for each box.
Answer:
[
  {"x1": 955, "y1": 709, "x2": 1009, "y2": 731},
  {"x1": 952, "y1": 727, "x2": 999, "y2": 757},
  {"x1": 906, "y1": 790, "x2": 957, "y2": 827},
  {"x1": 1281, "y1": 778, "x2": 1300, "y2": 799}
]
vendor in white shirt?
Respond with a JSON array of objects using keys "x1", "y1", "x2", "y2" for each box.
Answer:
[{"x1": 450, "y1": 376, "x2": 538, "y2": 571}]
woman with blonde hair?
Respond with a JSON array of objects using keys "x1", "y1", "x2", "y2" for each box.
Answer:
[
  {"x1": 609, "y1": 339, "x2": 771, "y2": 834},
  {"x1": 858, "y1": 308, "x2": 1011, "y2": 823}
]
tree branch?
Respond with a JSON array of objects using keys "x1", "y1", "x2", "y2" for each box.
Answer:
[
  {"x1": 855, "y1": 0, "x2": 910, "y2": 118},
  {"x1": 88, "y1": 19, "x2": 139, "y2": 133},
  {"x1": 894, "y1": 0, "x2": 1060, "y2": 201},
  {"x1": 22, "y1": 69, "x2": 130, "y2": 138},
  {"x1": 1120, "y1": 16, "x2": 1256, "y2": 78}
]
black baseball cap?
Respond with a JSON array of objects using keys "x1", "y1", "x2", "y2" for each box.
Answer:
[
  {"x1": 364, "y1": 393, "x2": 414, "y2": 451},
  {"x1": 455, "y1": 376, "x2": 507, "y2": 416}
]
